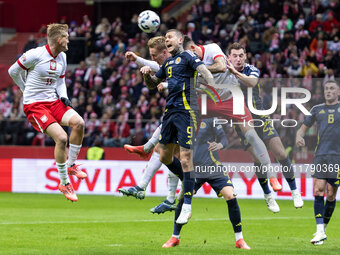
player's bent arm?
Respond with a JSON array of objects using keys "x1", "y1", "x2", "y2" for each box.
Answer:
[
  {"x1": 207, "y1": 56, "x2": 226, "y2": 74},
  {"x1": 196, "y1": 64, "x2": 215, "y2": 87},
  {"x1": 143, "y1": 74, "x2": 163, "y2": 90},
  {"x1": 8, "y1": 62, "x2": 26, "y2": 92},
  {"x1": 56, "y1": 77, "x2": 68, "y2": 99},
  {"x1": 136, "y1": 57, "x2": 160, "y2": 72},
  {"x1": 296, "y1": 124, "x2": 309, "y2": 147},
  {"x1": 234, "y1": 73, "x2": 258, "y2": 87}
]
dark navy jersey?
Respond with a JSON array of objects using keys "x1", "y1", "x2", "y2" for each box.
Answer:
[
  {"x1": 193, "y1": 118, "x2": 228, "y2": 166},
  {"x1": 304, "y1": 102, "x2": 340, "y2": 156},
  {"x1": 155, "y1": 50, "x2": 203, "y2": 112},
  {"x1": 239, "y1": 63, "x2": 263, "y2": 111}
]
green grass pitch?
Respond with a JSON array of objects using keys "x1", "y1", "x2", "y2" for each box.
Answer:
[{"x1": 0, "y1": 193, "x2": 339, "y2": 255}]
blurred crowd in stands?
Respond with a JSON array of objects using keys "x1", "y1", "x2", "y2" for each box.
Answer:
[{"x1": 1, "y1": 0, "x2": 339, "y2": 151}]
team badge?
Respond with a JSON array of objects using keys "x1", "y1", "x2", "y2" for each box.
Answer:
[
  {"x1": 175, "y1": 57, "x2": 181, "y2": 64},
  {"x1": 338, "y1": 107, "x2": 340, "y2": 112},
  {"x1": 200, "y1": 122, "x2": 206, "y2": 129},
  {"x1": 40, "y1": 115, "x2": 48, "y2": 123},
  {"x1": 50, "y1": 60, "x2": 57, "y2": 70}
]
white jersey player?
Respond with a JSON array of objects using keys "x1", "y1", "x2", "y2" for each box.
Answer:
[
  {"x1": 8, "y1": 23, "x2": 86, "y2": 202},
  {"x1": 183, "y1": 36, "x2": 284, "y2": 212}
]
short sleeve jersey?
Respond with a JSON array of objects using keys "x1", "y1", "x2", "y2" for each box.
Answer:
[
  {"x1": 303, "y1": 102, "x2": 340, "y2": 156},
  {"x1": 201, "y1": 43, "x2": 238, "y2": 101},
  {"x1": 17, "y1": 44, "x2": 67, "y2": 104},
  {"x1": 155, "y1": 50, "x2": 203, "y2": 112}
]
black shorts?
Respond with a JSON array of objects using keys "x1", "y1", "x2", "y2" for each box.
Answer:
[
  {"x1": 194, "y1": 172, "x2": 233, "y2": 197},
  {"x1": 312, "y1": 155, "x2": 340, "y2": 187},
  {"x1": 236, "y1": 115, "x2": 279, "y2": 150},
  {"x1": 159, "y1": 109, "x2": 198, "y2": 149}
]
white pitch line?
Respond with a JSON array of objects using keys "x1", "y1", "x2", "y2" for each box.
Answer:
[{"x1": 0, "y1": 216, "x2": 310, "y2": 225}]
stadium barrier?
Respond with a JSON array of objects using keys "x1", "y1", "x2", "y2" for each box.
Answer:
[{"x1": 1, "y1": 155, "x2": 339, "y2": 200}]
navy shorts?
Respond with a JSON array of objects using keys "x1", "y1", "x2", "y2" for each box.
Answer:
[
  {"x1": 312, "y1": 155, "x2": 340, "y2": 187},
  {"x1": 159, "y1": 109, "x2": 198, "y2": 149},
  {"x1": 236, "y1": 115, "x2": 279, "y2": 150},
  {"x1": 194, "y1": 172, "x2": 233, "y2": 196}
]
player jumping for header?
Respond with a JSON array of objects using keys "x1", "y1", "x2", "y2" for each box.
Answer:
[{"x1": 8, "y1": 23, "x2": 86, "y2": 202}]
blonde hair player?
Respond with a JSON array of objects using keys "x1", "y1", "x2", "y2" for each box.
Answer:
[{"x1": 8, "y1": 23, "x2": 86, "y2": 202}]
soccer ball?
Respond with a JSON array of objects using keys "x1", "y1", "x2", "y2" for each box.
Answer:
[{"x1": 138, "y1": 10, "x2": 160, "y2": 33}]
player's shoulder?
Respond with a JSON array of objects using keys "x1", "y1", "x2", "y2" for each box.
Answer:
[
  {"x1": 24, "y1": 45, "x2": 44, "y2": 56},
  {"x1": 21, "y1": 45, "x2": 45, "y2": 63},
  {"x1": 243, "y1": 63, "x2": 260, "y2": 76},
  {"x1": 183, "y1": 50, "x2": 198, "y2": 59},
  {"x1": 59, "y1": 51, "x2": 67, "y2": 61},
  {"x1": 204, "y1": 43, "x2": 223, "y2": 51},
  {"x1": 310, "y1": 103, "x2": 326, "y2": 113}
]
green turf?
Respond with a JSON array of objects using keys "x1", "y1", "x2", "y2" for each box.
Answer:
[{"x1": 0, "y1": 193, "x2": 339, "y2": 255}]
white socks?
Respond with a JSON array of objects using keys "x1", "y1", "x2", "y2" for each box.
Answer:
[
  {"x1": 144, "y1": 125, "x2": 161, "y2": 153},
  {"x1": 139, "y1": 151, "x2": 162, "y2": 189},
  {"x1": 317, "y1": 223, "x2": 324, "y2": 233},
  {"x1": 235, "y1": 232, "x2": 243, "y2": 241},
  {"x1": 66, "y1": 144, "x2": 82, "y2": 167},
  {"x1": 56, "y1": 162, "x2": 69, "y2": 185},
  {"x1": 167, "y1": 170, "x2": 180, "y2": 203}
]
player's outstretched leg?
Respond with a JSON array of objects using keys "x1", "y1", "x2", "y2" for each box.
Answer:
[
  {"x1": 119, "y1": 150, "x2": 163, "y2": 199},
  {"x1": 124, "y1": 144, "x2": 151, "y2": 159},
  {"x1": 255, "y1": 163, "x2": 280, "y2": 212},
  {"x1": 243, "y1": 128, "x2": 282, "y2": 191},
  {"x1": 124, "y1": 125, "x2": 162, "y2": 159},
  {"x1": 162, "y1": 199, "x2": 184, "y2": 248},
  {"x1": 151, "y1": 171, "x2": 179, "y2": 214},
  {"x1": 264, "y1": 193, "x2": 280, "y2": 213},
  {"x1": 119, "y1": 185, "x2": 145, "y2": 200}
]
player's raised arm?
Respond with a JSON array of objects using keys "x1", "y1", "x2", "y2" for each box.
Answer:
[
  {"x1": 125, "y1": 51, "x2": 160, "y2": 72},
  {"x1": 196, "y1": 64, "x2": 215, "y2": 87}
]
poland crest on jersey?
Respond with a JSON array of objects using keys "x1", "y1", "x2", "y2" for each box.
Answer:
[{"x1": 50, "y1": 60, "x2": 57, "y2": 70}]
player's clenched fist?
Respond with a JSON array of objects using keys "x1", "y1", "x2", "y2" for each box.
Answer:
[
  {"x1": 140, "y1": 66, "x2": 152, "y2": 75},
  {"x1": 295, "y1": 135, "x2": 305, "y2": 147},
  {"x1": 125, "y1": 51, "x2": 137, "y2": 61}
]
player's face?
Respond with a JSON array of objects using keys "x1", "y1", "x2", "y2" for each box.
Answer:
[
  {"x1": 228, "y1": 49, "x2": 247, "y2": 71},
  {"x1": 149, "y1": 48, "x2": 167, "y2": 65},
  {"x1": 165, "y1": 31, "x2": 182, "y2": 55},
  {"x1": 324, "y1": 82, "x2": 340, "y2": 104},
  {"x1": 57, "y1": 32, "x2": 69, "y2": 52}
]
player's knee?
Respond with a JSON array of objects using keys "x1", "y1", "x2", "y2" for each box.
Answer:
[
  {"x1": 55, "y1": 133, "x2": 68, "y2": 147},
  {"x1": 159, "y1": 154, "x2": 171, "y2": 165},
  {"x1": 314, "y1": 186, "x2": 325, "y2": 196},
  {"x1": 180, "y1": 157, "x2": 190, "y2": 171},
  {"x1": 326, "y1": 193, "x2": 336, "y2": 201},
  {"x1": 73, "y1": 118, "x2": 85, "y2": 132}
]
